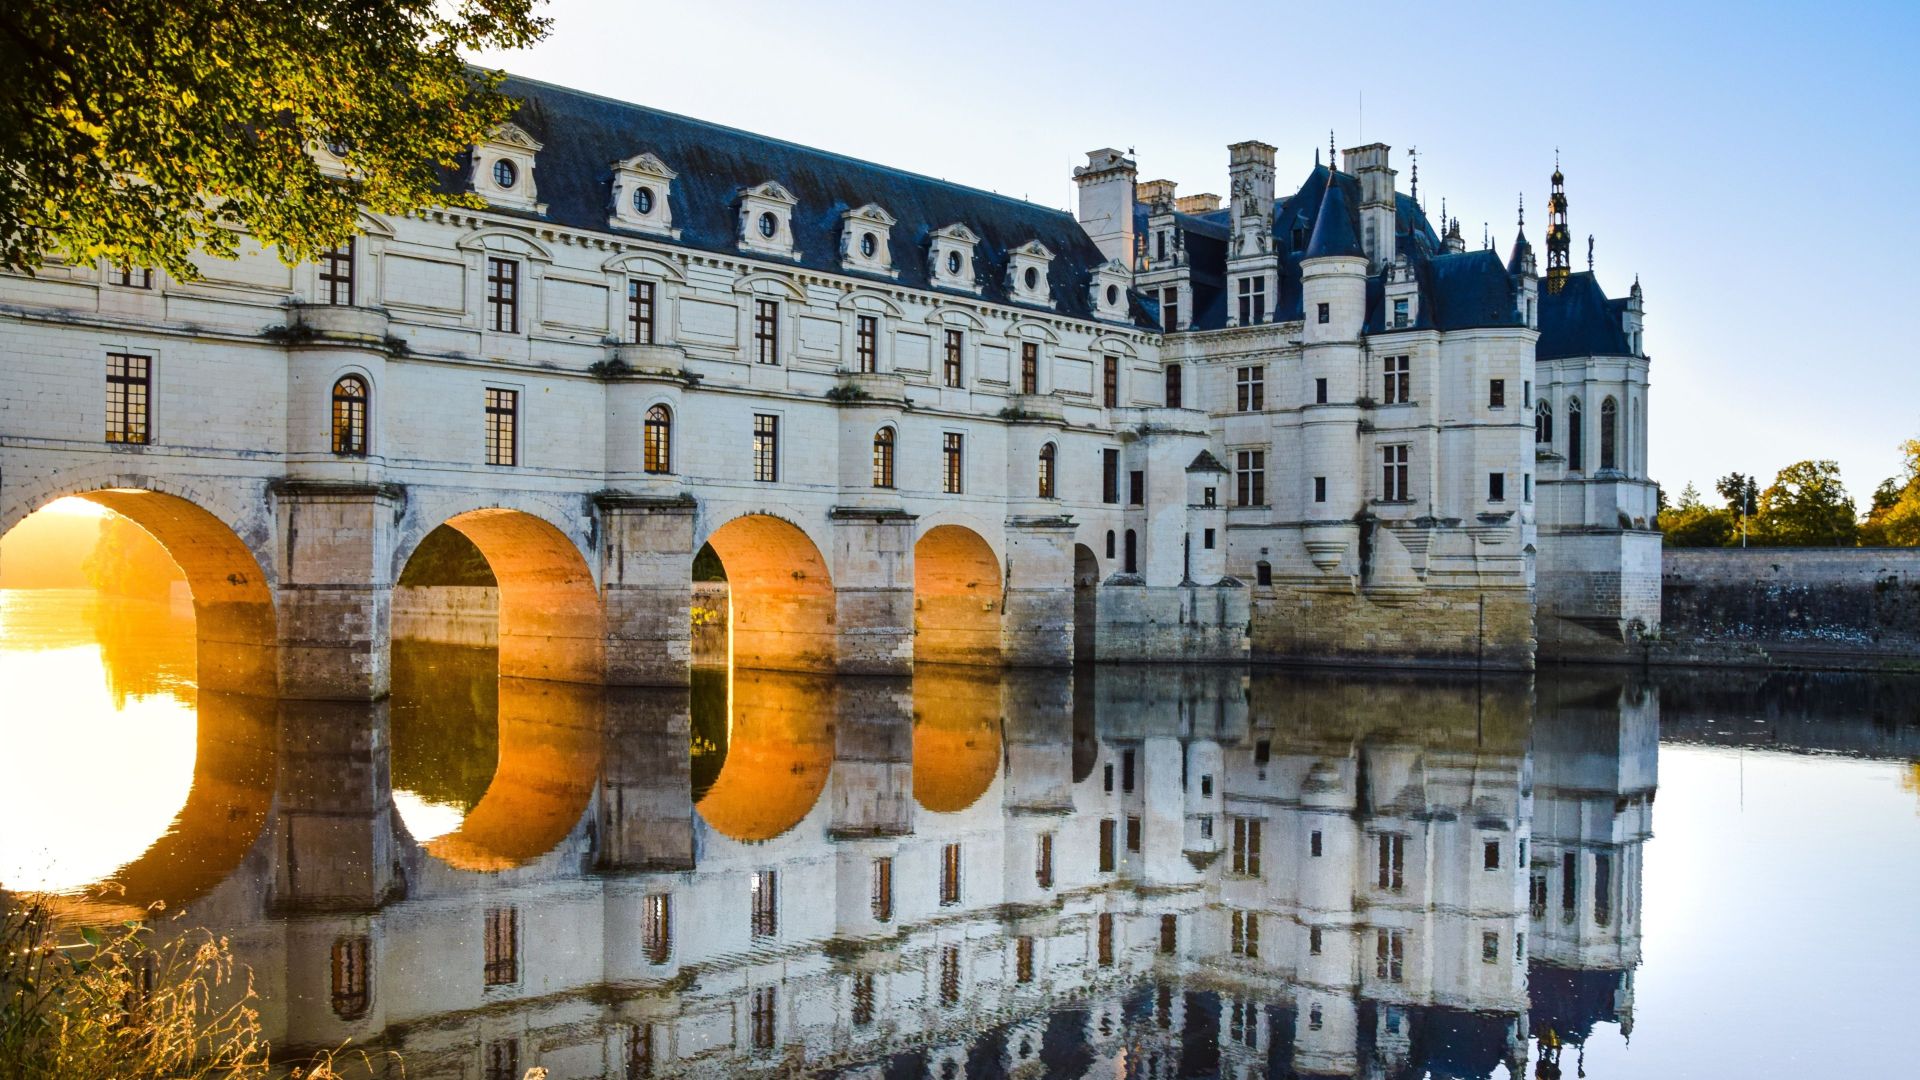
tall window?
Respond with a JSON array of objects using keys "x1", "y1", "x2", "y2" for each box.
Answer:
[
  {"x1": 939, "y1": 944, "x2": 961, "y2": 1005},
  {"x1": 1231, "y1": 817, "x2": 1262, "y2": 877},
  {"x1": 750, "y1": 869, "x2": 778, "y2": 936},
  {"x1": 1600, "y1": 397, "x2": 1619, "y2": 470},
  {"x1": 105, "y1": 353, "x2": 151, "y2": 444},
  {"x1": 871, "y1": 857, "x2": 894, "y2": 922},
  {"x1": 871, "y1": 427, "x2": 895, "y2": 488},
  {"x1": 1236, "y1": 450, "x2": 1265, "y2": 507},
  {"x1": 752, "y1": 414, "x2": 779, "y2": 482},
  {"x1": 939, "y1": 843, "x2": 962, "y2": 906},
  {"x1": 1377, "y1": 832, "x2": 1406, "y2": 891},
  {"x1": 1020, "y1": 341, "x2": 1039, "y2": 394},
  {"x1": 1393, "y1": 297, "x2": 1409, "y2": 328},
  {"x1": 1165, "y1": 363, "x2": 1182, "y2": 408},
  {"x1": 1489, "y1": 472, "x2": 1506, "y2": 502},
  {"x1": 1483, "y1": 931, "x2": 1500, "y2": 964},
  {"x1": 1099, "y1": 819, "x2": 1116, "y2": 872},
  {"x1": 1562, "y1": 851, "x2": 1578, "y2": 914},
  {"x1": 1595, "y1": 852, "x2": 1614, "y2": 926},
  {"x1": 1230, "y1": 911, "x2": 1259, "y2": 959},
  {"x1": 1536, "y1": 400, "x2": 1553, "y2": 444},
  {"x1": 1484, "y1": 840, "x2": 1502, "y2": 870},
  {"x1": 1126, "y1": 815, "x2": 1142, "y2": 852},
  {"x1": 1235, "y1": 366, "x2": 1265, "y2": 411},
  {"x1": 628, "y1": 1025, "x2": 654, "y2": 1078},
  {"x1": 484, "y1": 388, "x2": 518, "y2": 467},
  {"x1": 1123, "y1": 530, "x2": 1138, "y2": 574},
  {"x1": 320, "y1": 239, "x2": 354, "y2": 306},
  {"x1": 943, "y1": 328, "x2": 964, "y2": 387},
  {"x1": 1381, "y1": 444, "x2": 1409, "y2": 501},
  {"x1": 750, "y1": 986, "x2": 776, "y2": 1050},
  {"x1": 643, "y1": 404, "x2": 672, "y2": 474},
  {"x1": 330, "y1": 937, "x2": 371, "y2": 1019},
  {"x1": 1159, "y1": 914, "x2": 1177, "y2": 954},
  {"x1": 331, "y1": 375, "x2": 368, "y2": 456},
  {"x1": 114, "y1": 265, "x2": 153, "y2": 289},
  {"x1": 1383, "y1": 355, "x2": 1410, "y2": 404},
  {"x1": 628, "y1": 279, "x2": 656, "y2": 344},
  {"x1": 1237, "y1": 276, "x2": 1265, "y2": 324},
  {"x1": 748, "y1": 299, "x2": 781, "y2": 365},
  {"x1": 1567, "y1": 398, "x2": 1584, "y2": 470},
  {"x1": 1097, "y1": 913, "x2": 1114, "y2": 967},
  {"x1": 1102, "y1": 355, "x2": 1119, "y2": 408},
  {"x1": 1161, "y1": 286, "x2": 1180, "y2": 331},
  {"x1": 851, "y1": 974, "x2": 875, "y2": 1026},
  {"x1": 1317, "y1": 301, "x2": 1330, "y2": 324},
  {"x1": 1016, "y1": 936, "x2": 1036, "y2": 983},
  {"x1": 1036, "y1": 833, "x2": 1054, "y2": 889},
  {"x1": 1375, "y1": 929, "x2": 1405, "y2": 982},
  {"x1": 483, "y1": 906, "x2": 518, "y2": 986},
  {"x1": 484, "y1": 1040, "x2": 519, "y2": 1080},
  {"x1": 1037, "y1": 443, "x2": 1056, "y2": 499},
  {"x1": 485, "y1": 257, "x2": 518, "y2": 333},
  {"x1": 942, "y1": 433, "x2": 964, "y2": 494},
  {"x1": 1102, "y1": 448, "x2": 1119, "y2": 504},
  {"x1": 1315, "y1": 377, "x2": 1328, "y2": 405},
  {"x1": 856, "y1": 314, "x2": 878, "y2": 373},
  {"x1": 1489, "y1": 377, "x2": 1506, "y2": 409},
  {"x1": 643, "y1": 893, "x2": 671, "y2": 964}
]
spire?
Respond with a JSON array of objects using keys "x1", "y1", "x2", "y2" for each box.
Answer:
[
  {"x1": 1588, "y1": 233, "x2": 1595, "y2": 271},
  {"x1": 1546, "y1": 157, "x2": 1571, "y2": 292},
  {"x1": 1303, "y1": 173, "x2": 1365, "y2": 260},
  {"x1": 1518, "y1": 192, "x2": 1524, "y2": 229},
  {"x1": 1329, "y1": 130, "x2": 1337, "y2": 173},
  {"x1": 1482, "y1": 222, "x2": 1489, "y2": 249},
  {"x1": 1409, "y1": 146, "x2": 1418, "y2": 201}
]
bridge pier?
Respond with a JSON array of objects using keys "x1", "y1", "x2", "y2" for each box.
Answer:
[
  {"x1": 273, "y1": 481, "x2": 402, "y2": 700},
  {"x1": 830, "y1": 507, "x2": 916, "y2": 675},
  {"x1": 273, "y1": 699, "x2": 399, "y2": 913},
  {"x1": 1003, "y1": 515, "x2": 1078, "y2": 665},
  {"x1": 596, "y1": 686, "x2": 695, "y2": 872},
  {"x1": 598, "y1": 495, "x2": 696, "y2": 687}
]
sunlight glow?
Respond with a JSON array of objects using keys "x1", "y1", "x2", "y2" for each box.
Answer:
[
  {"x1": 392, "y1": 789, "x2": 468, "y2": 843},
  {"x1": 38, "y1": 495, "x2": 111, "y2": 517}
]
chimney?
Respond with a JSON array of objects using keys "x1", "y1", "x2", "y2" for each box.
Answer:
[
  {"x1": 1175, "y1": 193, "x2": 1221, "y2": 214},
  {"x1": 1138, "y1": 179, "x2": 1178, "y2": 210},
  {"x1": 1342, "y1": 143, "x2": 1396, "y2": 269},
  {"x1": 1227, "y1": 141, "x2": 1276, "y2": 257},
  {"x1": 1074, "y1": 148, "x2": 1137, "y2": 266}
]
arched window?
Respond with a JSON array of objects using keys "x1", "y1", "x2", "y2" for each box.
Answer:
[
  {"x1": 1535, "y1": 400, "x2": 1552, "y2": 445},
  {"x1": 1105, "y1": 530, "x2": 1116, "y2": 560},
  {"x1": 1037, "y1": 443, "x2": 1057, "y2": 499},
  {"x1": 1566, "y1": 398, "x2": 1584, "y2": 471},
  {"x1": 644, "y1": 404, "x2": 672, "y2": 474},
  {"x1": 1600, "y1": 397, "x2": 1618, "y2": 471},
  {"x1": 1123, "y1": 530, "x2": 1138, "y2": 575},
  {"x1": 872, "y1": 426, "x2": 895, "y2": 488},
  {"x1": 331, "y1": 375, "x2": 368, "y2": 456}
]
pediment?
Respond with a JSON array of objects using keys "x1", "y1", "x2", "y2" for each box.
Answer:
[
  {"x1": 741, "y1": 180, "x2": 797, "y2": 205},
  {"x1": 931, "y1": 222, "x2": 980, "y2": 244},
  {"x1": 1011, "y1": 240, "x2": 1055, "y2": 261},
  {"x1": 847, "y1": 202, "x2": 896, "y2": 226},
  {"x1": 615, "y1": 151, "x2": 677, "y2": 180},
  {"x1": 489, "y1": 122, "x2": 544, "y2": 152}
]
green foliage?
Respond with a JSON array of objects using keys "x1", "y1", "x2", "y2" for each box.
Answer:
[
  {"x1": 1860, "y1": 438, "x2": 1920, "y2": 546},
  {"x1": 1748, "y1": 459, "x2": 1857, "y2": 547},
  {"x1": 389, "y1": 639, "x2": 499, "y2": 809},
  {"x1": 82, "y1": 513, "x2": 181, "y2": 601},
  {"x1": 692, "y1": 542, "x2": 728, "y2": 582},
  {"x1": 825, "y1": 383, "x2": 871, "y2": 402},
  {"x1": 398, "y1": 524, "x2": 497, "y2": 586},
  {"x1": 1659, "y1": 503, "x2": 1735, "y2": 547},
  {"x1": 0, "y1": 0, "x2": 550, "y2": 279}
]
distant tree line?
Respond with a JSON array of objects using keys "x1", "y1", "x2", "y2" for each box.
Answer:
[{"x1": 1659, "y1": 437, "x2": 1920, "y2": 547}]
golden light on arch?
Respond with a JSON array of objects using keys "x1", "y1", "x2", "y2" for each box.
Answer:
[
  {"x1": 912, "y1": 666, "x2": 1003, "y2": 813},
  {"x1": 693, "y1": 670, "x2": 833, "y2": 842}
]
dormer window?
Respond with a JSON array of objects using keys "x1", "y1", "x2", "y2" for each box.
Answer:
[
  {"x1": 1088, "y1": 260, "x2": 1130, "y2": 322},
  {"x1": 609, "y1": 152, "x2": 679, "y2": 237},
  {"x1": 928, "y1": 223, "x2": 981, "y2": 294},
  {"x1": 492, "y1": 160, "x2": 517, "y2": 189},
  {"x1": 634, "y1": 187, "x2": 653, "y2": 214},
  {"x1": 1025, "y1": 268, "x2": 1039, "y2": 289},
  {"x1": 840, "y1": 204, "x2": 896, "y2": 277},
  {"x1": 862, "y1": 234, "x2": 877, "y2": 258},
  {"x1": 946, "y1": 251, "x2": 962, "y2": 274},
  {"x1": 469, "y1": 123, "x2": 544, "y2": 213},
  {"x1": 738, "y1": 181, "x2": 799, "y2": 259},
  {"x1": 1006, "y1": 240, "x2": 1055, "y2": 308}
]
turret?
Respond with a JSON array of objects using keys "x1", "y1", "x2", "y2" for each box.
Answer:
[
  {"x1": 1509, "y1": 196, "x2": 1539, "y2": 329},
  {"x1": 1624, "y1": 276, "x2": 1645, "y2": 355},
  {"x1": 1342, "y1": 143, "x2": 1397, "y2": 270},
  {"x1": 1299, "y1": 178, "x2": 1369, "y2": 573},
  {"x1": 1074, "y1": 148, "x2": 1137, "y2": 266},
  {"x1": 1545, "y1": 162, "x2": 1571, "y2": 293}
]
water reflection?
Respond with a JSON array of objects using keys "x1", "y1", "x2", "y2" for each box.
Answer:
[{"x1": 6, "y1": 589, "x2": 1920, "y2": 1077}]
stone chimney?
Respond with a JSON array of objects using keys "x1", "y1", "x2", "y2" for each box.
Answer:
[
  {"x1": 1175, "y1": 193, "x2": 1221, "y2": 214},
  {"x1": 1227, "y1": 141, "x2": 1276, "y2": 258},
  {"x1": 1138, "y1": 178, "x2": 1178, "y2": 210},
  {"x1": 1342, "y1": 143, "x2": 1397, "y2": 270},
  {"x1": 1074, "y1": 148, "x2": 1137, "y2": 266}
]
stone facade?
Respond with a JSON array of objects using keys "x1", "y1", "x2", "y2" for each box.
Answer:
[{"x1": 1653, "y1": 547, "x2": 1920, "y2": 669}]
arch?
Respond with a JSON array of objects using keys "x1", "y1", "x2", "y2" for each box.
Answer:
[
  {"x1": 1566, "y1": 397, "x2": 1585, "y2": 472},
  {"x1": 601, "y1": 251, "x2": 686, "y2": 282},
  {"x1": 872, "y1": 425, "x2": 897, "y2": 488},
  {"x1": 730, "y1": 271, "x2": 807, "y2": 301},
  {"x1": 703, "y1": 513, "x2": 836, "y2": 673},
  {"x1": 913, "y1": 524, "x2": 1003, "y2": 666},
  {"x1": 693, "y1": 669, "x2": 833, "y2": 842},
  {"x1": 1600, "y1": 396, "x2": 1619, "y2": 471},
  {"x1": 924, "y1": 303, "x2": 987, "y2": 332},
  {"x1": 1090, "y1": 334, "x2": 1141, "y2": 359},
  {"x1": 1073, "y1": 543, "x2": 1100, "y2": 662},
  {"x1": 1038, "y1": 443, "x2": 1057, "y2": 499},
  {"x1": 1006, "y1": 319, "x2": 1062, "y2": 345},
  {"x1": 453, "y1": 226, "x2": 555, "y2": 262},
  {"x1": 352, "y1": 210, "x2": 397, "y2": 239},
  {"x1": 644, "y1": 403, "x2": 673, "y2": 474},
  {"x1": 836, "y1": 289, "x2": 906, "y2": 318},
  {"x1": 1535, "y1": 399, "x2": 1553, "y2": 445},
  {"x1": 397, "y1": 507, "x2": 603, "y2": 684},
  {"x1": 331, "y1": 374, "x2": 369, "y2": 456},
  {"x1": 911, "y1": 665, "x2": 1002, "y2": 814}
]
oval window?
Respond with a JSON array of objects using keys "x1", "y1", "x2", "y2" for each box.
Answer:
[
  {"x1": 492, "y1": 159, "x2": 517, "y2": 189},
  {"x1": 946, "y1": 251, "x2": 962, "y2": 275},
  {"x1": 1024, "y1": 266, "x2": 1039, "y2": 290},
  {"x1": 1106, "y1": 284, "x2": 1120, "y2": 306},
  {"x1": 633, "y1": 186, "x2": 654, "y2": 214},
  {"x1": 860, "y1": 232, "x2": 877, "y2": 258},
  {"x1": 758, "y1": 211, "x2": 778, "y2": 238}
]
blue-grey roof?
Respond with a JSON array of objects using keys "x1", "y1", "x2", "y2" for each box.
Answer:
[
  {"x1": 1303, "y1": 176, "x2": 1365, "y2": 260},
  {"x1": 477, "y1": 75, "x2": 1151, "y2": 326},
  {"x1": 1538, "y1": 270, "x2": 1633, "y2": 358},
  {"x1": 1506, "y1": 226, "x2": 1533, "y2": 276}
]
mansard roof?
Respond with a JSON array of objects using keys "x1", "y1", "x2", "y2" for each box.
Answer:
[
  {"x1": 1537, "y1": 270, "x2": 1633, "y2": 359},
  {"x1": 467, "y1": 75, "x2": 1149, "y2": 326}
]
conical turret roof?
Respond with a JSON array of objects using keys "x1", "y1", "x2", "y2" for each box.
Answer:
[{"x1": 1303, "y1": 176, "x2": 1365, "y2": 260}]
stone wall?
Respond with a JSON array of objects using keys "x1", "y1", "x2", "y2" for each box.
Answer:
[
  {"x1": 390, "y1": 586, "x2": 498, "y2": 647},
  {"x1": 1249, "y1": 584, "x2": 1535, "y2": 670},
  {"x1": 1654, "y1": 548, "x2": 1920, "y2": 670}
]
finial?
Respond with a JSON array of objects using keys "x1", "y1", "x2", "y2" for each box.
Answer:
[
  {"x1": 1329, "y1": 130, "x2": 1337, "y2": 172},
  {"x1": 1409, "y1": 146, "x2": 1419, "y2": 200},
  {"x1": 1441, "y1": 196, "x2": 1447, "y2": 227},
  {"x1": 1483, "y1": 222, "x2": 1489, "y2": 249},
  {"x1": 1588, "y1": 234, "x2": 1595, "y2": 271},
  {"x1": 1518, "y1": 192, "x2": 1524, "y2": 228}
]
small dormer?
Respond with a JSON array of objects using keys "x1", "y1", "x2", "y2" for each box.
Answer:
[
  {"x1": 1088, "y1": 260, "x2": 1132, "y2": 322},
  {"x1": 738, "y1": 181, "x2": 800, "y2": 260},
  {"x1": 609, "y1": 152, "x2": 679, "y2": 238},
  {"x1": 1384, "y1": 254, "x2": 1420, "y2": 330},
  {"x1": 840, "y1": 203, "x2": 897, "y2": 277},
  {"x1": 928, "y1": 223, "x2": 981, "y2": 294},
  {"x1": 1005, "y1": 241, "x2": 1056, "y2": 308},
  {"x1": 470, "y1": 123, "x2": 545, "y2": 214}
]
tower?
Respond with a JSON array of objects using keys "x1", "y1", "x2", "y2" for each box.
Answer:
[{"x1": 1545, "y1": 162, "x2": 1571, "y2": 293}]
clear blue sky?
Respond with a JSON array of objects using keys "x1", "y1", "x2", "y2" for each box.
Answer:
[{"x1": 473, "y1": 0, "x2": 1920, "y2": 508}]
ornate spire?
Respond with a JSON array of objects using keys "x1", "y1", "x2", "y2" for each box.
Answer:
[
  {"x1": 1545, "y1": 157, "x2": 1571, "y2": 292},
  {"x1": 1588, "y1": 233, "x2": 1595, "y2": 271},
  {"x1": 1517, "y1": 192, "x2": 1525, "y2": 229},
  {"x1": 1409, "y1": 146, "x2": 1418, "y2": 201},
  {"x1": 1329, "y1": 130, "x2": 1336, "y2": 173}
]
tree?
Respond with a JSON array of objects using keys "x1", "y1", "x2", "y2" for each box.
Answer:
[
  {"x1": 1748, "y1": 460, "x2": 1857, "y2": 547},
  {"x1": 1658, "y1": 483, "x2": 1735, "y2": 547},
  {"x1": 1715, "y1": 471, "x2": 1760, "y2": 544},
  {"x1": 0, "y1": 1, "x2": 549, "y2": 280},
  {"x1": 1860, "y1": 438, "x2": 1920, "y2": 547}
]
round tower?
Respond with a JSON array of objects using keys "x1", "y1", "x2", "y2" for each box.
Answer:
[{"x1": 1299, "y1": 171, "x2": 1369, "y2": 572}]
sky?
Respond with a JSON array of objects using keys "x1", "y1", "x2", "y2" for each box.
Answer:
[{"x1": 472, "y1": 0, "x2": 1920, "y2": 509}]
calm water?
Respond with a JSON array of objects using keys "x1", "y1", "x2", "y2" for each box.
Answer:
[{"x1": 3, "y1": 587, "x2": 1919, "y2": 1079}]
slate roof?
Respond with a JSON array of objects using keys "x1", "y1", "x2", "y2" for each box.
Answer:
[
  {"x1": 1303, "y1": 177, "x2": 1365, "y2": 259},
  {"x1": 1537, "y1": 270, "x2": 1634, "y2": 359},
  {"x1": 471, "y1": 75, "x2": 1151, "y2": 327}
]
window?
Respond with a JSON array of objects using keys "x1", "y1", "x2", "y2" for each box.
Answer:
[
  {"x1": 857, "y1": 314, "x2": 878, "y2": 373},
  {"x1": 750, "y1": 986, "x2": 776, "y2": 1049},
  {"x1": 1200, "y1": 815, "x2": 1213, "y2": 839},
  {"x1": 643, "y1": 893, "x2": 671, "y2": 964},
  {"x1": 1128, "y1": 470, "x2": 1143, "y2": 506},
  {"x1": 1375, "y1": 929, "x2": 1405, "y2": 982},
  {"x1": 1200, "y1": 774, "x2": 1213, "y2": 797},
  {"x1": 1381, "y1": 445, "x2": 1409, "y2": 501},
  {"x1": 483, "y1": 906, "x2": 518, "y2": 986},
  {"x1": 1203, "y1": 528, "x2": 1215, "y2": 549},
  {"x1": 1600, "y1": 397, "x2": 1619, "y2": 470},
  {"x1": 484, "y1": 1040, "x2": 519, "y2": 1080},
  {"x1": 1393, "y1": 297, "x2": 1409, "y2": 328},
  {"x1": 1123, "y1": 530, "x2": 1137, "y2": 574},
  {"x1": 1526, "y1": 473, "x2": 1533, "y2": 501},
  {"x1": 753, "y1": 299, "x2": 780, "y2": 364},
  {"x1": 942, "y1": 432, "x2": 964, "y2": 494},
  {"x1": 852, "y1": 973, "x2": 875, "y2": 1026},
  {"x1": 1517, "y1": 932, "x2": 1526, "y2": 962},
  {"x1": 1317, "y1": 301, "x2": 1330, "y2": 324},
  {"x1": 1531, "y1": 873, "x2": 1549, "y2": 918},
  {"x1": 1562, "y1": 851, "x2": 1578, "y2": 914},
  {"x1": 1037, "y1": 443, "x2": 1056, "y2": 499},
  {"x1": 105, "y1": 353, "x2": 151, "y2": 444},
  {"x1": 1230, "y1": 911, "x2": 1259, "y2": 958},
  {"x1": 324, "y1": 375, "x2": 369, "y2": 456},
  {"x1": 1595, "y1": 853, "x2": 1613, "y2": 926},
  {"x1": 1164, "y1": 362, "x2": 1182, "y2": 407},
  {"x1": 492, "y1": 159, "x2": 517, "y2": 188},
  {"x1": 1105, "y1": 530, "x2": 1116, "y2": 560},
  {"x1": 330, "y1": 937, "x2": 370, "y2": 1019},
  {"x1": 485, "y1": 257, "x2": 518, "y2": 333},
  {"x1": 1315, "y1": 377, "x2": 1328, "y2": 404},
  {"x1": 872, "y1": 857, "x2": 893, "y2": 922},
  {"x1": 1097, "y1": 913, "x2": 1114, "y2": 966},
  {"x1": 1236, "y1": 276, "x2": 1266, "y2": 324},
  {"x1": 1536, "y1": 400, "x2": 1553, "y2": 444},
  {"x1": 1567, "y1": 398, "x2": 1584, "y2": 471},
  {"x1": 940, "y1": 944, "x2": 961, "y2": 1004},
  {"x1": 1256, "y1": 561, "x2": 1272, "y2": 585},
  {"x1": 1489, "y1": 378, "x2": 1506, "y2": 409},
  {"x1": 751, "y1": 869, "x2": 778, "y2": 936},
  {"x1": 628, "y1": 279, "x2": 656, "y2": 344},
  {"x1": 939, "y1": 843, "x2": 962, "y2": 906},
  {"x1": 1020, "y1": 341, "x2": 1038, "y2": 394},
  {"x1": 1016, "y1": 936, "x2": 1036, "y2": 983},
  {"x1": 1489, "y1": 472, "x2": 1505, "y2": 502},
  {"x1": 627, "y1": 1023, "x2": 654, "y2": 1078},
  {"x1": 114, "y1": 265, "x2": 154, "y2": 289},
  {"x1": 1310, "y1": 830, "x2": 1323, "y2": 857},
  {"x1": 1484, "y1": 840, "x2": 1501, "y2": 870},
  {"x1": 752, "y1": 414, "x2": 778, "y2": 482},
  {"x1": 1482, "y1": 930, "x2": 1500, "y2": 964},
  {"x1": 1036, "y1": 833, "x2": 1054, "y2": 889},
  {"x1": 634, "y1": 186, "x2": 655, "y2": 215},
  {"x1": 871, "y1": 427, "x2": 895, "y2": 488},
  {"x1": 484, "y1": 388, "x2": 518, "y2": 467},
  {"x1": 1314, "y1": 476, "x2": 1327, "y2": 503},
  {"x1": 1229, "y1": 999, "x2": 1257, "y2": 1047},
  {"x1": 1377, "y1": 832, "x2": 1406, "y2": 891},
  {"x1": 644, "y1": 404, "x2": 672, "y2": 474},
  {"x1": 1382, "y1": 355, "x2": 1411, "y2": 404},
  {"x1": 1235, "y1": 450, "x2": 1265, "y2": 507},
  {"x1": 1309, "y1": 926, "x2": 1323, "y2": 955},
  {"x1": 1309, "y1": 1004, "x2": 1323, "y2": 1030},
  {"x1": 1103, "y1": 355, "x2": 1119, "y2": 407},
  {"x1": 1230, "y1": 817, "x2": 1262, "y2": 877},
  {"x1": 1159, "y1": 914, "x2": 1177, "y2": 954},
  {"x1": 1161, "y1": 287, "x2": 1180, "y2": 331},
  {"x1": 1126, "y1": 815, "x2": 1141, "y2": 853},
  {"x1": 1099, "y1": 819, "x2": 1116, "y2": 872},
  {"x1": 1102, "y1": 448, "x2": 1120, "y2": 504},
  {"x1": 943, "y1": 329, "x2": 964, "y2": 387},
  {"x1": 757, "y1": 211, "x2": 778, "y2": 239},
  {"x1": 320, "y1": 239, "x2": 355, "y2": 305},
  {"x1": 1235, "y1": 366, "x2": 1265, "y2": 411}
]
